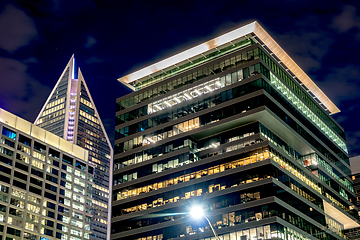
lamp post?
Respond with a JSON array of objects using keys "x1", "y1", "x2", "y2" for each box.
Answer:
[{"x1": 190, "y1": 206, "x2": 221, "y2": 240}]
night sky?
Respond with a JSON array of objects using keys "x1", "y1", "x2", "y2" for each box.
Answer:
[{"x1": 0, "y1": 0, "x2": 359, "y2": 157}]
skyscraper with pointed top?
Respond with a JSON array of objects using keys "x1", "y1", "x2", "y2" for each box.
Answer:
[{"x1": 35, "y1": 55, "x2": 112, "y2": 240}]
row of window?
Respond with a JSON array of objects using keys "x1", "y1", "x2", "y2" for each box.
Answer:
[
  {"x1": 258, "y1": 48, "x2": 345, "y2": 139},
  {"x1": 120, "y1": 61, "x2": 348, "y2": 172},
  {"x1": 113, "y1": 194, "x2": 330, "y2": 240},
  {"x1": 114, "y1": 152, "x2": 196, "y2": 184},
  {"x1": 114, "y1": 132, "x2": 260, "y2": 186},
  {"x1": 42, "y1": 103, "x2": 65, "y2": 118},
  {"x1": 132, "y1": 39, "x2": 254, "y2": 90},
  {"x1": 2, "y1": 126, "x2": 94, "y2": 173},
  {"x1": 116, "y1": 138, "x2": 352, "y2": 221},
  {"x1": 115, "y1": 92, "x2": 263, "y2": 153},
  {"x1": 269, "y1": 71, "x2": 347, "y2": 153},
  {"x1": 117, "y1": 46, "x2": 343, "y2": 150},
  {"x1": 115, "y1": 147, "x2": 271, "y2": 201},
  {"x1": 80, "y1": 97, "x2": 93, "y2": 109},
  {"x1": 114, "y1": 86, "x2": 346, "y2": 193},
  {"x1": 45, "y1": 97, "x2": 65, "y2": 110},
  {"x1": 117, "y1": 45, "x2": 260, "y2": 111},
  {"x1": 115, "y1": 63, "x2": 257, "y2": 129}
]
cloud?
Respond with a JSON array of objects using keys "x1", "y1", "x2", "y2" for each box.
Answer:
[
  {"x1": 85, "y1": 56, "x2": 105, "y2": 64},
  {"x1": 332, "y1": 5, "x2": 360, "y2": 32},
  {"x1": 319, "y1": 65, "x2": 360, "y2": 105},
  {"x1": 23, "y1": 57, "x2": 38, "y2": 64},
  {"x1": 346, "y1": 130, "x2": 360, "y2": 157},
  {"x1": 85, "y1": 36, "x2": 97, "y2": 48},
  {"x1": 0, "y1": 5, "x2": 37, "y2": 52},
  {"x1": 273, "y1": 17, "x2": 334, "y2": 74},
  {"x1": 0, "y1": 57, "x2": 51, "y2": 122}
]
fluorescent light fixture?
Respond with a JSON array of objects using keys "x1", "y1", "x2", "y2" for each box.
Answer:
[
  {"x1": 147, "y1": 137, "x2": 155, "y2": 143},
  {"x1": 190, "y1": 92, "x2": 199, "y2": 97},
  {"x1": 184, "y1": 93, "x2": 192, "y2": 99}
]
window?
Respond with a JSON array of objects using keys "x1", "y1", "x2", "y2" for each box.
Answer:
[
  {"x1": 7, "y1": 227, "x2": 21, "y2": 236},
  {"x1": 32, "y1": 159, "x2": 44, "y2": 169},
  {"x1": 18, "y1": 134, "x2": 31, "y2": 146},
  {"x1": 2, "y1": 127, "x2": 16, "y2": 140},
  {"x1": 75, "y1": 161, "x2": 86, "y2": 171},
  {"x1": 34, "y1": 141, "x2": 46, "y2": 153},
  {"x1": 63, "y1": 155, "x2": 73, "y2": 165}
]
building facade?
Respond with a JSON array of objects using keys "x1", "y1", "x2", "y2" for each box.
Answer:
[
  {"x1": 345, "y1": 156, "x2": 360, "y2": 239},
  {"x1": 0, "y1": 108, "x2": 94, "y2": 240},
  {"x1": 112, "y1": 22, "x2": 358, "y2": 240},
  {"x1": 350, "y1": 156, "x2": 360, "y2": 211},
  {"x1": 34, "y1": 56, "x2": 112, "y2": 240}
]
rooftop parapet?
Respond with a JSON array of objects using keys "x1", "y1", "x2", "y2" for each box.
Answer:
[
  {"x1": 0, "y1": 108, "x2": 88, "y2": 162},
  {"x1": 118, "y1": 21, "x2": 340, "y2": 114}
]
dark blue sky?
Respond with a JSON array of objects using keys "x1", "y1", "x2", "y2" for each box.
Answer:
[{"x1": 0, "y1": 0, "x2": 359, "y2": 157}]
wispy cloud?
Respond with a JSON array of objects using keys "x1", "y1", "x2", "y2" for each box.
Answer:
[
  {"x1": 321, "y1": 65, "x2": 360, "y2": 105},
  {"x1": 85, "y1": 56, "x2": 105, "y2": 64},
  {"x1": 273, "y1": 17, "x2": 334, "y2": 74},
  {"x1": 332, "y1": 5, "x2": 360, "y2": 32},
  {"x1": 0, "y1": 5, "x2": 37, "y2": 52},
  {"x1": 85, "y1": 36, "x2": 97, "y2": 48},
  {"x1": 0, "y1": 57, "x2": 51, "y2": 121},
  {"x1": 346, "y1": 130, "x2": 360, "y2": 157}
]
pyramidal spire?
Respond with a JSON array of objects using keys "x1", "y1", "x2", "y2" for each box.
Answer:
[
  {"x1": 77, "y1": 67, "x2": 112, "y2": 152},
  {"x1": 35, "y1": 55, "x2": 76, "y2": 138},
  {"x1": 34, "y1": 54, "x2": 112, "y2": 149},
  {"x1": 34, "y1": 56, "x2": 113, "y2": 240}
]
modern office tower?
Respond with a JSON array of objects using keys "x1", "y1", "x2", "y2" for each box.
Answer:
[
  {"x1": 34, "y1": 56, "x2": 112, "y2": 240},
  {"x1": 112, "y1": 21, "x2": 358, "y2": 240},
  {"x1": 345, "y1": 156, "x2": 360, "y2": 239},
  {"x1": 0, "y1": 108, "x2": 94, "y2": 240},
  {"x1": 350, "y1": 156, "x2": 360, "y2": 177}
]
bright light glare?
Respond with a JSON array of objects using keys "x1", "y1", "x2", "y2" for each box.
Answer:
[{"x1": 190, "y1": 206, "x2": 204, "y2": 219}]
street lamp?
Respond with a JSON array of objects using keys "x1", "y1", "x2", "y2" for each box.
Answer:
[{"x1": 190, "y1": 206, "x2": 222, "y2": 240}]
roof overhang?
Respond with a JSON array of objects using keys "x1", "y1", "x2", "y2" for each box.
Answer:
[
  {"x1": 323, "y1": 200, "x2": 360, "y2": 229},
  {"x1": 118, "y1": 21, "x2": 340, "y2": 114}
]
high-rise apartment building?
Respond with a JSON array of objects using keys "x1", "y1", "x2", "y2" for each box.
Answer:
[
  {"x1": 0, "y1": 108, "x2": 94, "y2": 240},
  {"x1": 34, "y1": 56, "x2": 112, "y2": 240},
  {"x1": 112, "y1": 21, "x2": 359, "y2": 240}
]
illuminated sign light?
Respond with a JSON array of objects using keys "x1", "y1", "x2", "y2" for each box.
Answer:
[{"x1": 72, "y1": 56, "x2": 75, "y2": 80}]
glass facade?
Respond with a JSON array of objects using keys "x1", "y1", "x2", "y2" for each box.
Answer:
[
  {"x1": 34, "y1": 57, "x2": 112, "y2": 240},
  {"x1": 112, "y1": 23, "x2": 357, "y2": 240}
]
